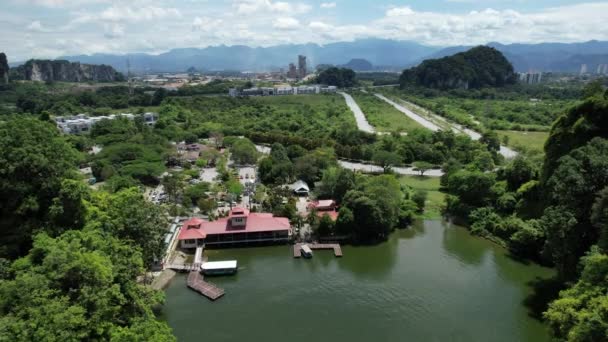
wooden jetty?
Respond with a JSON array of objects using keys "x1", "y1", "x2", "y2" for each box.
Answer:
[
  {"x1": 293, "y1": 243, "x2": 343, "y2": 258},
  {"x1": 166, "y1": 246, "x2": 225, "y2": 301},
  {"x1": 186, "y1": 270, "x2": 225, "y2": 301}
]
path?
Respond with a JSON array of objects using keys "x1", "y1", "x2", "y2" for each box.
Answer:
[
  {"x1": 374, "y1": 93, "x2": 518, "y2": 159},
  {"x1": 339, "y1": 92, "x2": 376, "y2": 134},
  {"x1": 338, "y1": 160, "x2": 444, "y2": 177}
]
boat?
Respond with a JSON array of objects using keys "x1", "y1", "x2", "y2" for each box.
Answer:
[
  {"x1": 201, "y1": 260, "x2": 238, "y2": 275},
  {"x1": 300, "y1": 244, "x2": 313, "y2": 258}
]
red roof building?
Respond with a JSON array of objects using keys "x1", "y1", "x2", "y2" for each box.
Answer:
[
  {"x1": 178, "y1": 208, "x2": 292, "y2": 248},
  {"x1": 307, "y1": 199, "x2": 339, "y2": 221}
]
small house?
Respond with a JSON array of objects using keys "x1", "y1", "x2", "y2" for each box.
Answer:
[{"x1": 289, "y1": 180, "x2": 310, "y2": 196}]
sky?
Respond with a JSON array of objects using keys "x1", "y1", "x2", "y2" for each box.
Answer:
[{"x1": 2, "y1": 0, "x2": 608, "y2": 61}]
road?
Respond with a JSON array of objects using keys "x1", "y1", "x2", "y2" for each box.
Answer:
[
  {"x1": 338, "y1": 160, "x2": 444, "y2": 177},
  {"x1": 374, "y1": 93, "x2": 518, "y2": 159},
  {"x1": 338, "y1": 92, "x2": 376, "y2": 134}
]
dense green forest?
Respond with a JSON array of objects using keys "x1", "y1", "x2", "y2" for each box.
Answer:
[
  {"x1": 0, "y1": 118, "x2": 175, "y2": 340},
  {"x1": 399, "y1": 46, "x2": 517, "y2": 90},
  {"x1": 316, "y1": 67, "x2": 357, "y2": 88},
  {"x1": 442, "y1": 85, "x2": 608, "y2": 340}
]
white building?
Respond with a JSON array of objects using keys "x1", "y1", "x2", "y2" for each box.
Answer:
[{"x1": 55, "y1": 112, "x2": 158, "y2": 134}]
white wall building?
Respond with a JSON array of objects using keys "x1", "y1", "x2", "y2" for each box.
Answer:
[{"x1": 55, "y1": 112, "x2": 158, "y2": 134}]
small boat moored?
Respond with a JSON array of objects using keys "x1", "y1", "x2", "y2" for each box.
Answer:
[
  {"x1": 300, "y1": 244, "x2": 313, "y2": 258},
  {"x1": 201, "y1": 260, "x2": 238, "y2": 275}
]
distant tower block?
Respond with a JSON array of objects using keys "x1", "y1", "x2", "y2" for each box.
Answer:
[
  {"x1": 580, "y1": 64, "x2": 588, "y2": 75},
  {"x1": 298, "y1": 55, "x2": 307, "y2": 79}
]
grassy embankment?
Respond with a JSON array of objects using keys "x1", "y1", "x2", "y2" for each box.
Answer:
[
  {"x1": 496, "y1": 130, "x2": 549, "y2": 152},
  {"x1": 400, "y1": 175, "x2": 445, "y2": 220}
]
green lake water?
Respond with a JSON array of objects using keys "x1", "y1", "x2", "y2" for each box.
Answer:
[{"x1": 163, "y1": 220, "x2": 554, "y2": 341}]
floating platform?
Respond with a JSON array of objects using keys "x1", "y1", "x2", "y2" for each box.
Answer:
[{"x1": 293, "y1": 243, "x2": 343, "y2": 258}]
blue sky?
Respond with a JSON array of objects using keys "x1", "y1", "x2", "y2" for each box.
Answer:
[{"x1": 1, "y1": 0, "x2": 608, "y2": 61}]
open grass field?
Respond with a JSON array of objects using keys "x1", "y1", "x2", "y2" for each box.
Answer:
[
  {"x1": 497, "y1": 130, "x2": 549, "y2": 152},
  {"x1": 350, "y1": 91, "x2": 425, "y2": 133},
  {"x1": 400, "y1": 175, "x2": 445, "y2": 219}
]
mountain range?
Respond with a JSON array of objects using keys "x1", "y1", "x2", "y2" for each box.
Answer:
[{"x1": 11, "y1": 39, "x2": 608, "y2": 74}]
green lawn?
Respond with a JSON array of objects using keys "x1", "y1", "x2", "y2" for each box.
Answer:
[
  {"x1": 399, "y1": 175, "x2": 445, "y2": 219},
  {"x1": 497, "y1": 130, "x2": 549, "y2": 152},
  {"x1": 351, "y1": 91, "x2": 425, "y2": 133}
]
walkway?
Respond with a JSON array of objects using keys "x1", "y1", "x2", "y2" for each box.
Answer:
[
  {"x1": 339, "y1": 92, "x2": 376, "y2": 134},
  {"x1": 293, "y1": 243, "x2": 343, "y2": 258},
  {"x1": 374, "y1": 93, "x2": 518, "y2": 159}
]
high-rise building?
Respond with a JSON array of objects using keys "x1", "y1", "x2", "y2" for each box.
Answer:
[
  {"x1": 580, "y1": 64, "x2": 588, "y2": 75},
  {"x1": 519, "y1": 72, "x2": 543, "y2": 84},
  {"x1": 287, "y1": 63, "x2": 298, "y2": 78},
  {"x1": 298, "y1": 55, "x2": 307, "y2": 79}
]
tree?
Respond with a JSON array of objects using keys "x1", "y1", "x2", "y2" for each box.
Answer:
[
  {"x1": 197, "y1": 198, "x2": 217, "y2": 215},
  {"x1": 545, "y1": 249, "x2": 608, "y2": 341},
  {"x1": 503, "y1": 155, "x2": 538, "y2": 191},
  {"x1": 316, "y1": 67, "x2": 357, "y2": 88},
  {"x1": 373, "y1": 150, "x2": 401, "y2": 173},
  {"x1": 0, "y1": 229, "x2": 175, "y2": 341},
  {"x1": 0, "y1": 118, "x2": 80, "y2": 259},
  {"x1": 318, "y1": 167, "x2": 355, "y2": 203},
  {"x1": 413, "y1": 161, "x2": 433, "y2": 176},
  {"x1": 231, "y1": 138, "x2": 258, "y2": 165},
  {"x1": 162, "y1": 172, "x2": 185, "y2": 206},
  {"x1": 592, "y1": 187, "x2": 608, "y2": 252},
  {"x1": 315, "y1": 214, "x2": 335, "y2": 237},
  {"x1": 87, "y1": 189, "x2": 168, "y2": 267},
  {"x1": 582, "y1": 79, "x2": 605, "y2": 99},
  {"x1": 411, "y1": 190, "x2": 427, "y2": 213},
  {"x1": 480, "y1": 131, "x2": 501, "y2": 153}
]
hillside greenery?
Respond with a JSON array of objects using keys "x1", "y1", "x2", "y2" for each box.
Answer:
[
  {"x1": 0, "y1": 117, "x2": 174, "y2": 340},
  {"x1": 316, "y1": 67, "x2": 357, "y2": 88},
  {"x1": 399, "y1": 46, "x2": 517, "y2": 90}
]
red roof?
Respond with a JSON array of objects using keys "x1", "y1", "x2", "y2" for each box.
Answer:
[
  {"x1": 177, "y1": 210, "x2": 291, "y2": 240},
  {"x1": 317, "y1": 210, "x2": 339, "y2": 221},
  {"x1": 178, "y1": 218, "x2": 207, "y2": 240},
  {"x1": 229, "y1": 207, "x2": 250, "y2": 218},
  {"x1": 307, "y1": 200, "x2": 336, "y2": 210}
]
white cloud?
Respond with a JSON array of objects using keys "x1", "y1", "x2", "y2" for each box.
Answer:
[
  {"x1": 233, "y1": 0, "x2": 311, "y2": 15},
  {"x1": 103, "y1": 23, "x2": 125, "y2": 39},
  {"x1": 99, "y1": 6, "x2": 181, "y2": 22},
  {"x1": 386, "y1": 6, "x2": 414, "y2": 17},
  {"x1": 273, "y1": 17, "x2": 300, "y2": 30},
  {"x1": 192, "y1": 16, "x2": 224, "y2": 32},
  {"x1": 4, "y1": 1, "x2": 608, "y2": 61},
  {"x1": 309, "y1": 21, "x2": 332, "y2": 31},
  {"x1": 16, "y1": 0, "x2": 108, "y2": 7},
  {"x1": 320, "y1": 2, "x2": 336, "y2": 9},
  {"x1": 27, "y1": 21, "x2": 44, "y2": 32}
]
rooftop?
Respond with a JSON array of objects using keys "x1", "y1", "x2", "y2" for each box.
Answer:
[{"x1": 178, "y1": 209, "x2": 291, "y2": 240}]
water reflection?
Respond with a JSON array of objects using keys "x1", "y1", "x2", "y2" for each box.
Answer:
[{"x1": 441, "y1": 221, "x2": 490, "y2": 266}]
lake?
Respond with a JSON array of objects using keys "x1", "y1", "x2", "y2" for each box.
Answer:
[{"x1": 163, "y1": 220, "x2": 554, "y2": 341}]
